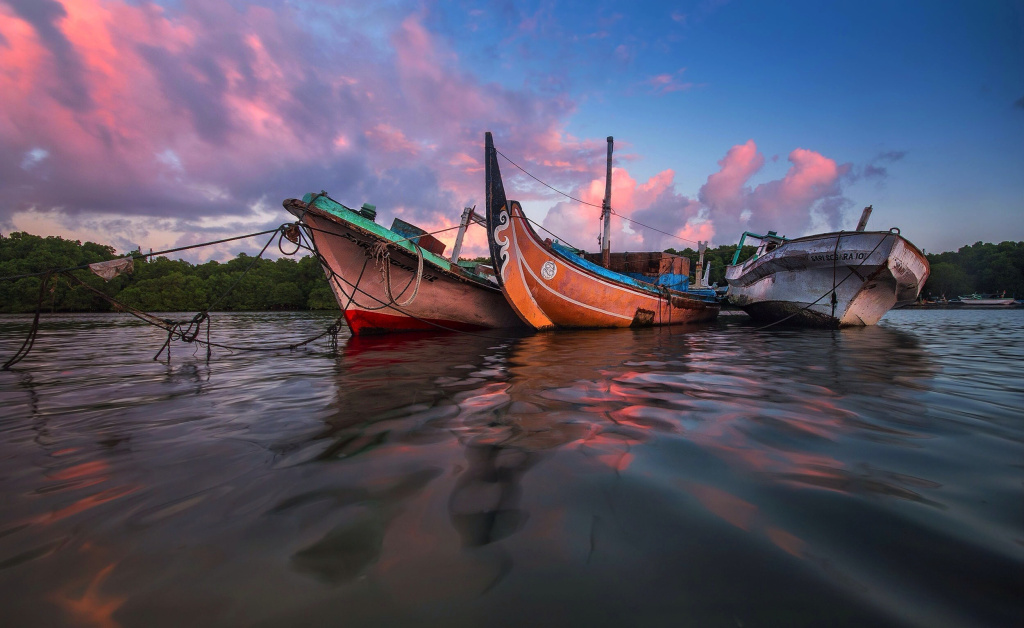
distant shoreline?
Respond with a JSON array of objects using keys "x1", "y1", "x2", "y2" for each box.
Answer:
[{"x1": 900, "y1": 303, "x2": 1022, "y2": 310}]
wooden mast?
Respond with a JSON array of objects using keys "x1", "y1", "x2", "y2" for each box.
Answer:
[
  {"x1": 601, "y1": 136, "x2": 613, "y2": 268},
  {"x1": 449, "y1": 206, "x2": 476, "y2": 262},
  {"x1": 855, "y1": 205, "x2": 873, "y2": 231}
]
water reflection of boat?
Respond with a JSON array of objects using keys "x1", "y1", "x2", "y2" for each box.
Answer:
[
  {"x1": 282, "y1": 194, "x2": 524, "y2": 335},
  {"x1": 724, "y1": 212, "x2": 930, "y2": 327},
  {"x1": 484, "y1": 132, "x2": 720, "y2": 330},
  {"x1": 270, "y1": 322, "x2": 953, "y2": 618}
]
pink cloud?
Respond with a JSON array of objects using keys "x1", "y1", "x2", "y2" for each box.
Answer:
[
  {"x1": 699, "y1": 139, "x2": 764, "y2": 221},
  {"x1": 692, "y1": 141, "x2": 854, "y2": 242},
  {"x1": 0, "y1": 0, "x2": 860, "y2": 263},
  {"x1": 0, "y1": 1, "x2": 582, "y2": 259},
  {"x1": 0, "y1": 0, "x2": 320, "y2": 203},
  {"x1": 541, "y1": 166, "x2": 710, "y2": 253},
  {"x1": 747, "y1": 148, "x2": 851, "y2": 235},
  {"x1": 645, "y1": 69, "x2": 695, "y2": 94},
  {"x1": 365, "y1": 124, "x2": 420, "y2": 155},
  {"x1": 534, "y1": 138, "x2": 855, "y2": 256}
]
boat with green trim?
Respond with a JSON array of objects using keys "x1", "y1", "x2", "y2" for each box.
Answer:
[{"x1": 283, "y1": 193, "x2": 524, "y2": 335}]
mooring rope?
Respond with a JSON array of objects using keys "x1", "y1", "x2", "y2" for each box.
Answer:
[
  {"x1": 296, "y1": 194, "x2": 716, "y2": 338},
  {"x1": 831, "y1": 233, "x2": 842, "y2": 320},
  {"x1": 60, "y1": 267, "x2": 346, "y2": 359},
  {"x1": 494, "y1": 148, "x2": 701, "y2": 246},
  {"x1": 292, "y1": 220, "x2": 529, "y2": 340},
  {"x1": 371, "y1": 240, "x2": 424, "y2": 307},
  {"x1": 0, "y1": 228, "x2": 285, "y2": 283},
  {"x1": 2, "y1": 271, "x2": 53, "y2": 370},
  {"x1": 1, "y1": 224, "x2": 348, "y2": 369},
  {"x1": 752, "y1": 231, "x2": 894, "y2": 331}
]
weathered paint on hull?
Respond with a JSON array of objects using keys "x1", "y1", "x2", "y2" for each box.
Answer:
[
  {"x1": 284, "y1": 200, "x2": 524, "y2": 335},
  {"x1": 484, "y1": 134, "x2": 719, "y2": 330},
  {"x1": 725, "y1": 231, "x2": 930, "y2": 327},
  {"x1": 344, "y1": 309, "x2": 489, "y2": 335},
  {"x1": 490, "y1": 202, "x2": 719, "y2": 329}
]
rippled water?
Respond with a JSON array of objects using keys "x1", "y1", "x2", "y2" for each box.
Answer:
[{"x1": 0, "y1": 310, "x2": 1021, "y2": 627}]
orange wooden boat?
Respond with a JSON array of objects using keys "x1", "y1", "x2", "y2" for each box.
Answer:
[{"x1": 484, "y1": 132, "x2": 720, "y2": 330}]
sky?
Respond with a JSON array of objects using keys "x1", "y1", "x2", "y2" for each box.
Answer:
[{"x1": 1, "y1": 0, "x2": 1022, "y2": 263}]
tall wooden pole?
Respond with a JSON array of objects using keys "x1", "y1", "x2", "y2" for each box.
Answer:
[
  {"x1": 695, "y1": 240, "x2": 707, "y2": 288},
  {"x1": 855, "y1": 205, "x2": 873, "y2": 231},
  {"x1": 601, "y1": 136, "x2": 613, "y2": 269},
  {"x1": 449, "y1": 206, "x2": 475, "y2": 262}
]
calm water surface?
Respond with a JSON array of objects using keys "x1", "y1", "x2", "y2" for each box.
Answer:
[{"x1": 0, "y1": 310, "x2": 1021, "y2": 627}]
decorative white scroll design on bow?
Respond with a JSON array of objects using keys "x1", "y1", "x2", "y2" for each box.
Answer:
[{"x1": 493, "y1": 206, "x2": 512, "y2": 283}]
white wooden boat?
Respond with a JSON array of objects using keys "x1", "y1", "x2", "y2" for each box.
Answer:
[
  {"x1": 724, "y1": 221, "x2": 930, "y2": 327},
  {"x1": 953, "y1": 294, "x2": 1016, "y2": 306},
  {"x1": 283, "y1": 193, "x2": 524, "y2": 335}
]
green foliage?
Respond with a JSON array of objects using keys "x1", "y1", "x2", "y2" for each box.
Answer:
[
  {"x1": 925, "y1": 262, "x2": 971, "y2": 298},
  {"x1": 0, "y1": 232, "x2": 127, "y2": 313},
  {"x1": 921, "y1": 241, "x2": 1024, "y2": 299},
  {"x1": 0, "y1": 231, "x2": 340, "y2": 313},
  {"x1": 664, "y1": 244, "x2": 758, "y2": 286}
]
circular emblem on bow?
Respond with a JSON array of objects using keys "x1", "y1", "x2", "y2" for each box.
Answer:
[{"x1": 541, "y1": 261, "x2": 557, "y2": 280}]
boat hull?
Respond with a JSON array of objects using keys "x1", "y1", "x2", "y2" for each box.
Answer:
[
  {"x1": 954, "y1": 297, "x2": 1016, "y2": 306},
  {"x1": 284, "y1": 199, "x2": 524, "y2": 335},
  {"x1": 483, "y1": 134, "x2": 719, "y2": 330},
  {"x1": 489, "y1": 202, "x2": 719, "y2": 330},
  {"x1": 725, "y1": 231, "x2": 930, "y2": 327}
]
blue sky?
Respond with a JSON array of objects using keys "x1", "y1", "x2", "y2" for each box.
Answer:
[{"x1": 1, "y1": 0, "x2": 1021, "y2": 260}]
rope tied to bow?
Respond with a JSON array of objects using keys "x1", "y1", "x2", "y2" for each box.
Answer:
[
  {"x1": 2, "y1": 223, "x2": 349, "y2": 369},
  {"x1": 370, "y1": 240, "x2": 424, "y2": 307}
]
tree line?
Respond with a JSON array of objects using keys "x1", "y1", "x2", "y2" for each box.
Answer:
[
  {"x1": 1, "y1": 232, "x2": 1021, "y2": 314},
  {"x1": 0, "y1": 232, "x2": 338, "y2": 314},
  {"x1": 918, "y1": 241, "x2": 1023, "y2": 299}
]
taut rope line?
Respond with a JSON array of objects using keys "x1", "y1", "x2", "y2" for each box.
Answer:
[
  {"x1": 752, "y1": 231, "x2": 894, "y2": 331},
  {"x1": 2, "y1": 224, "x2": 347, "y2": 369}
]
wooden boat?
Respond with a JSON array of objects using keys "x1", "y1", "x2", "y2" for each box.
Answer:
[
  {"x1": 724, "y1": 214, "x2": 930, "y2": 327},
  {"x1": 283, "y1": 193, "x2": 524, "y2": 335},
  {"x1": 953, "y1": 293, "x2": 1016, "y2": 306},
  {"x1": 483, "y1": 132, "x2": 720, "y2": 330}
]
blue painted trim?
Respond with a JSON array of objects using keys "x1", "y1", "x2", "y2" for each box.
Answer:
[
  {"x1": 550, "y1": 241, "x2": 659, "y2": 293},
  {"x1": 624, "y1": 272, "x2": 689, "y2": 291},
  {"x1": 550, "y1": 241, "x2": 717, "y2": 302}
]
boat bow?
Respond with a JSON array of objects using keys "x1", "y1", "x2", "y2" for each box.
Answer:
[{"x1": 484, "y1": 132, "x2": 719, "y2": 330}]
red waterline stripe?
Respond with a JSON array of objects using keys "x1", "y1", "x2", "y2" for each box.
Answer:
[{"x1": 344, "y1": 309, "x2": 489, "y2": 335}]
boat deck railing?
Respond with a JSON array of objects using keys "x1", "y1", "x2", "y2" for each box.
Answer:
[{"x1": 731, "y1": 231, "x2": 788, "y2": 265}]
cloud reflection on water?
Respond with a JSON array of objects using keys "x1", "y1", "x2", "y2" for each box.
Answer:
[{"x1": 1, "y1": 311, "x2": 1021, "y2": 627}]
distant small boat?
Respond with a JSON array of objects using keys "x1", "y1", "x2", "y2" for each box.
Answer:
[
  {"x1": 283, "y1": 193, "x2": 524, "y2": 335},
  {"x1": 954, "y1": 293, "x2": 1016, "y2": 306},
  {"x1": 484, "y1": 132, "x2": 720, "y2": 330},
  {"x1": 724, "y1": 214, "x2": 930, "y2": 327}
]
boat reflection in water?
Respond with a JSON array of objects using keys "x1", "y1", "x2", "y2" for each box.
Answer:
[
  {"x1": 3, "y1": 311, "x2": 1021, "y2": 627},
  {"x1": 257, "y1": 320, "x2": 1017, "y2": 627}
]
